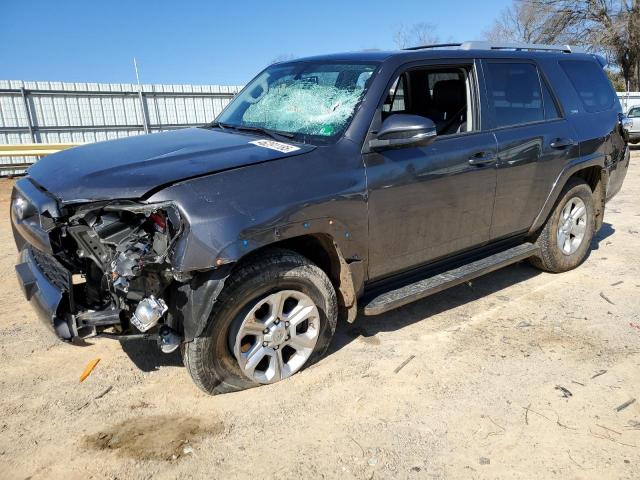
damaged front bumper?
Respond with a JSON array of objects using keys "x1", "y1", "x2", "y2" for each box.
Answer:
[
  {"x1": 11, "y1": 177, "x2": 191, "y2": 346},
  {"x1": 16, "y1": 246, "x2": 75, "y2": 339},
  {"x1": 15, "y1": 246, "x2": 129, "y2": 341}
]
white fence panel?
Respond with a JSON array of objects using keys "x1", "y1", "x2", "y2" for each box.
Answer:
[{"x1": 0, "y1": 80, "x2": 242, "y2": 176}]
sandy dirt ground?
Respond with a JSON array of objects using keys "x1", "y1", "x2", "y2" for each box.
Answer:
[{"x1": 0, "y1": 151, "x2": 639, "y2": 480}]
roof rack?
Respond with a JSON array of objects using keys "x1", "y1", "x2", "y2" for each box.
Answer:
[
  {"x1": 404, "y1": 41, "x2": 582, "y2": 54},
  {"x1": 403, "y1": 43, "x2": 464, "y2": 51}
]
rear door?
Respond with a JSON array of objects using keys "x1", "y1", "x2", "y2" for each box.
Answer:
[
  {"x1": 364, "y1": 60, "x2": 498, "y2": 280},
  {"x1": 482, "y1": 60, "x2": 579, "y2": 239}
]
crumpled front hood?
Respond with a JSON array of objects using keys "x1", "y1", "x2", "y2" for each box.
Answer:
[{"x1": 27, "y1": 127, "x2": 313, "y2": 204}]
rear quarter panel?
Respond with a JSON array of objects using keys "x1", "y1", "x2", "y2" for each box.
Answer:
[{"x1": 529, "y1": 57, "x2": 625, "y2": 231}]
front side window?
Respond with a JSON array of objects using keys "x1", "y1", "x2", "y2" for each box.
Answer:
[
  {"x1": 380, "y1": 66, "x2": 475, "y2": 136},
  {"x1": 382, "y1": 75, "x2": 406, "y2": 113},
  {"x1": 485, "y1": 62, "x2": 544, "y2": 128},
  {"x1": 560, "y1": 60, "x2": 616, "y2": 113},
  {"x1": 216, "y1": 62, "x2": 378, "y2": 141}
]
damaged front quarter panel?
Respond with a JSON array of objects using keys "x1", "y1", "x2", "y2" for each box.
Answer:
[
  {"x1": 60, "y1": 199, "x2": 189, "y2": 342},
  {"x1": 146, "y1": 140, "x2": 369, "y2": 339}
]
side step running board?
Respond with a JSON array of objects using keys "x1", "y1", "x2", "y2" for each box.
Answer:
[{"x1": 364, "y1": 243, "x2": 539, "y2": 315}]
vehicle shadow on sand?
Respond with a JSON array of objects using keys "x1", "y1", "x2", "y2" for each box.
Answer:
[
  {"x1": 591, "y1": 221, "x2": 615, "y2": 250},
  {"x1": 119, "y1": 222, "x2": 616, "y2": 372},
  {"x1": 328, "y1": 261, "x2": 542, "y2": 355},
  {"x1": 120, "y1": 338, "x2": 183, "y2": 372},
  {"x1": 329, "y1": 221, "x2": 616, "y2": 355}
]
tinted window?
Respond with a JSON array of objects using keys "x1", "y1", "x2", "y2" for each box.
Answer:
[
  {"x1": 485, "y1": 62, "x2": 543, "y2": 128},
  {"x1": 541, "y1": 78, "x2": 561, "y2": 120},
  {"x1": 560, "y1": 60, "x2": 616, "y2": 113}
]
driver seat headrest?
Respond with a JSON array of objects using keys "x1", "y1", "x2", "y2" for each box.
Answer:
[{"x1": 432, "y1": 79, "x2": 466, "y2": 115}]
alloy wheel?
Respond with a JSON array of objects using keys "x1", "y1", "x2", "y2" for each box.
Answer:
[
  {"x1": 233, "y1": 290, "x2": 320, "y2": 384},
  {"x1": 556, "y1": 196, "x2": 587, "y2": 255}
]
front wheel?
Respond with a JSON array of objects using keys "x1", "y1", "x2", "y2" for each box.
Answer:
[
  {"x1": 529, "y1": 178, "x2": 595, "y2": 273},
  {"x1": 182, "y1": 249, "x2": 338, "y2": 395}
]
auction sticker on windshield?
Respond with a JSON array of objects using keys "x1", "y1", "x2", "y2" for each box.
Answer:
[{"x1": 249, "y1": 139, "x2": 300, "y2": 153}]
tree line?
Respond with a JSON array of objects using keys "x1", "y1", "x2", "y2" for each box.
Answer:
[{"x1": 394, "y1": 1, "x2": 639, "y2": 92}]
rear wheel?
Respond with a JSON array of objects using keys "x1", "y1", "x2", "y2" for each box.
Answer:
[
  {"x1": 529, "y1": 178, "x2": 595, "y2": 273},
  {"x1": 182, "y1": 248, "x2": 337, "y2": 394}
]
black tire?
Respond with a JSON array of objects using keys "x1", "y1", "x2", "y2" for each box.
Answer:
[
  {"x1": 529, "y1": 178, "x2": 595, "y2": 273},
  {"x1": 182, "y1": 248, "x2": 338, "y2": 395}
]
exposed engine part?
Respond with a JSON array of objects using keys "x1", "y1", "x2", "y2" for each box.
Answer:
[
  {"x1": 76, "y1": 308, "x2": 121, "y2": 326},
  {"x1": 158, "y1": 325, "x2": 182, "y2": 353},
  {"x1": 111, "y1": 250, "x2": 140, "y2": 278},
  {"x1": 131, "y1": 296, "x2": 168, "y2": 332},
  {"x1": 41, "y1": 201, "x2": 184, "y2": 343}
]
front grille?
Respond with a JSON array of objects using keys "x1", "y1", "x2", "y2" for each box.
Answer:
[{"x1": 31, "y1": 248, "x2": 70, "y2": 292}]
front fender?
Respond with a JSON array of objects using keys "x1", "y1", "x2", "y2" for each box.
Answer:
[
  {"x1": 146, "y1": 148, "x2": 368, "y2": 274},
  {"x1": 214, "y1": 217, "x2": 358, "y2": 266}
]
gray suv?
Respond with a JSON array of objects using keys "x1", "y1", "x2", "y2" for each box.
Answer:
[{"x1": 11, "y1": 42, "x2": 630, "y2": 394}]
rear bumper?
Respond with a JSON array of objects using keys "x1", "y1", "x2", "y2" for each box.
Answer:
[
  {"x1": 15, "y1": 247, "x2": 75, "y2": 340},
  {"x1": 605, "y1": 146, "x2": 630, "y2": 203},
  {"x1": 628, "y1": 132, "x2": 640, "y2": 143}
]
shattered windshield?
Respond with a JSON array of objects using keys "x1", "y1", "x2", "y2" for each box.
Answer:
[{"x1": 216, "y1": 62, "x2": 378, "y2": 141}]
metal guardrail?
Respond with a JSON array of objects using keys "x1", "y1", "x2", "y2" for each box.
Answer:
[
  {"x1": 0, "y1": 143, "x2": 81, "y2": 174},
  {"x1": 0, "y1": 143, "x2": 80, "y2": 157}
]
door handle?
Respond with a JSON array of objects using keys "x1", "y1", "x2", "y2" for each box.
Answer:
[
  {"x1": 468, "y1": 151, "x2": 497, "y2": 166},
  {"x1": 550, "y1": 138, "x2": 575, "y2": 149}
]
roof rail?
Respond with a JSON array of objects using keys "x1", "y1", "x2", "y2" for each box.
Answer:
[
  {"x1": 404, "y1": 41, "x2": 582, "y2": 54},
  {"x1": 403, "y1": 43, "x2": 464, "y2": 51}
]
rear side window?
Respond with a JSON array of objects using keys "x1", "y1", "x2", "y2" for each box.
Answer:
[
  {"x1": 485, "y1": 62, "x2": 544, "y2": 128},
  {"x1": 560, "y1": 60, "x2": 616, "y2": 113}
]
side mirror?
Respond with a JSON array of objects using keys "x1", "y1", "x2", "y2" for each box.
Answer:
[{"x1": 369, "y1": 114, "x2": 437, "y2": 151}]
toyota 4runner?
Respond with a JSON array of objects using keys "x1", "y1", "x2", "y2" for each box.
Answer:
[{"x1": 11, "y1": 42, "x2": 630, "y2": 394}]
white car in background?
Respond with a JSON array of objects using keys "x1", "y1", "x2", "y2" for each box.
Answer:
[{"x1": 626, "y1": 106, "x2": 640, "y2": 144}]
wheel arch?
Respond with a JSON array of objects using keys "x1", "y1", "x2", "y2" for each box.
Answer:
[
  {"x1": 235, "y1": 233, "x2": 361, "y2": 324},
  {"x1": 570, "y1": 165, "x2": 607, "y2": 231},
  {"x1": 529, "y1": 157, "x2": 606, "y2": 235},
  {"x1": 171, "y1": 232, "x2": 362, "y2": 342}
]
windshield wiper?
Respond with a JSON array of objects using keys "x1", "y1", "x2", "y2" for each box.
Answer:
[
  {"x1": 233, "y1": 125, "x2": 296, "y2": 140},
  {"x1": 209, "y1": 120, "x2": 228, "y2": 130},
  {"x1": 211, "y1": 122, "x2": 295, "y2": 141}
]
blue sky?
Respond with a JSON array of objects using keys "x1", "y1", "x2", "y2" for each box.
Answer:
[{"x1": 1, "y1": 0, "x2": 511, "y2": 85}]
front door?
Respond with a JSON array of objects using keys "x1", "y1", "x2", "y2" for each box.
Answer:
[{"x1": 364, "y1": 61, "x2": 497, "y2": 280}]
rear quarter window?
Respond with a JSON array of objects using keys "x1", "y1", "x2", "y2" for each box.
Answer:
[{"x1": 559, "y1": 60, "x2": 616, "y2": 113}]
